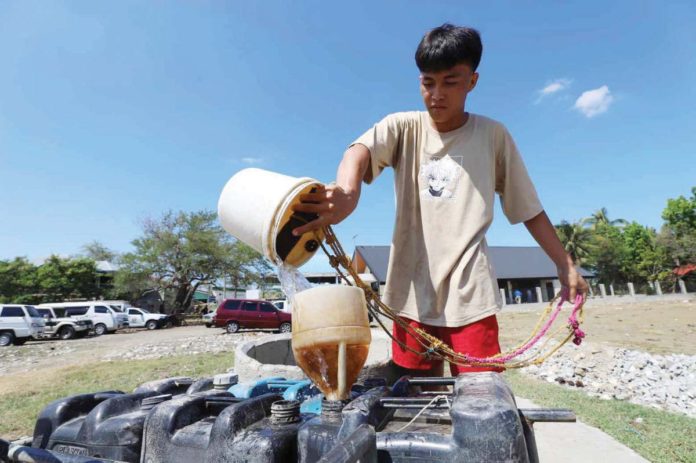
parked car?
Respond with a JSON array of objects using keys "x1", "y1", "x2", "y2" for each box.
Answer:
[
  {"x1": 202, "y1": 310, "x2": 216, "y2": 328},
  {"x1": 0, "y1": 304, "x2": 45, "y2": 346},
  {"x1": 270, "y1": 299, "x2": 292, "y2": 312},
  {"x1": 213, "y1": 299, "x2": 292, "y2": 334},
  {"x1": 82, "y1": 300, "x2": 130, "y2": 328},
  {"x1": 126, "y1": 307, "x2": 168, "y2": 330},
  {"x1": 35, "y1": 307, "x2": 93, "y2": 340},
  {"x1": 37, "y1": 302, "x2": 127, "y2": 336}
]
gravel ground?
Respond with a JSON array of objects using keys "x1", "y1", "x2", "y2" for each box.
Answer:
[{"x1": 520, "y1": 339, "x2": 696, "y2": 418}]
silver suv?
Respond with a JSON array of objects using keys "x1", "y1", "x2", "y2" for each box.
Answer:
[
  {"x1": 36, "y1": 307, "x2": 93, "y2": 340},
  {"x1": 0, "y1": 304, "x2": 46, "y2": 346}
]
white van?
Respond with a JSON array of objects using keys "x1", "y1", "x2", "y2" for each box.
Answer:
[
  {"x1": 81, "y1": 300, "x2": 130, "y2": 329},
  {"x1": 38, "y1": 302, "x2": 127, "y2": 336},
  {"x1": 0, "y1": 304, "x2": 46, "y2": 346}
]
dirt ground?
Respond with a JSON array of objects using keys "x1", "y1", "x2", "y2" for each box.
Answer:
[{"x1": 498, "y1": 297, "x2": 696, "y2": 356}]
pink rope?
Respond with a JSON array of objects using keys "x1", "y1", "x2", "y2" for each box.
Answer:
[{"x1": 454, "y1": 289, "x2": 586, "y2": 364}]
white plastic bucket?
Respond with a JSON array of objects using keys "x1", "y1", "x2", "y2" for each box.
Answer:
[{"x1": 217, "y1": 168, "x2": 325, "y2": 267}]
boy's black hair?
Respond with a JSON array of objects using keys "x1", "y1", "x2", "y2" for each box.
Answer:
[{"x1": 415, "y1": 24, "x2": 483, "y2": 73}]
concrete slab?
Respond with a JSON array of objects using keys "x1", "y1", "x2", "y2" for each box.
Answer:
[{"x1": 516, "y1": 397, "x2": 649, "y2": 462}]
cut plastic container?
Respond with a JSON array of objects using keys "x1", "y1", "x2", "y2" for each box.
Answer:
[
  {"x1": 291, "y1": 285, "x2": 372, "y2": 400},
  {"x1": 217, "y1": 168, "x2": 325, "y2": 267}
]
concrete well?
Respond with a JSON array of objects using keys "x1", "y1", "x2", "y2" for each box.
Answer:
[{"x1": 234, "y1": 329, "x2": 396, "y2": 383}]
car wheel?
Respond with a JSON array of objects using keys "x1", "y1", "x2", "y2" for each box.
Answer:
[
  {"x1": 146, "y1": 320, "x2": 158, "y2": 330},
  {"x1": 59, "y1": 326, "x2": 76, "y2": 340},
  {"x1": 0, "y1": 332, "x2": 15, "y2": 347},
  {"x1": 94, "y1": 324, "x2": 107, "y2": 336},
  {"x1": 13, "y1": 337, "x2": 28, "y2": 346},
  {"x1": 205, "y1": 323, "x2": 212, "y2": 328},
  {"x1": 226, "y1": 321, "x2": 240, "y2": 334},
  {"x1": 279, "y1": 322, "x2": 292, "y2": 334}
]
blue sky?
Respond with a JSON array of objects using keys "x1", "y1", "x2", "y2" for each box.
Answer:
[{"x1": 1, "y1": 1, "x2": 695, "y2": 273}]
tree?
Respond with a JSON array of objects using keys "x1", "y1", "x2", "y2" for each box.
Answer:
[
  {"x1": 662, "y1": 187, "x2": 696, "y2": 233},
  {"x1": 36, "y1": 256, "x2": 101, "y2": 302},
  {"x1": 585, "y1": 207, "x2": 628, "y2": 229},
  {"x1": 220, "y1": 241, "x2": 272, "y2": 296},
  {"x1": 621, "y1": 222, "x2": 670, "y2": 283},
  {"x1": 659, "y1": 186, "x2": 696, "y2": 267},
  {"x1": 117, "y1": 210, "x2": 263, "y2": 312},
  {"x1": 0, "y1": 257, "x2": 38, "y2": 303},
  {"x1": 81, "y1": 241, "x2": 118, "y2": 262},
  {"x1": 554, "y1": 220, "x2": 593, "y2": 265},
  {"x1": 583, "y1": 222, "x2": 626, "y2": 284}
]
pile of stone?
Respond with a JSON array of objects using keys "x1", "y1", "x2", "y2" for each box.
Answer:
[{"x1": 521, "y1": 341, "x2": 696, "y2": 418}]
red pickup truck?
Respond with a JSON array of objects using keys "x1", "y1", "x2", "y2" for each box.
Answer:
[{"x1": 213, "y1": 299, "x2": 292, "y2": 334}]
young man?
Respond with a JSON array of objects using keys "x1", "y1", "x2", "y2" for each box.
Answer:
[{"x1": 292, "y1": 24, "x2": 588, "y2": 377}]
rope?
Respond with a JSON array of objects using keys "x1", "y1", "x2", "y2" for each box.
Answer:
[
  {"x1": 394, "y1": 394, "x2": 452, "y2": 432},
  {"x1": 285, "y1": 220, "x2": 586, "y2": 368},
  {"x1": 314, "y1": 225, "x2": 587, "y2": 368}
]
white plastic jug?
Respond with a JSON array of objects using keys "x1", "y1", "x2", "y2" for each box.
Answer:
[
  {"x1": 291, "y1": 285, "x2": 372, "y2": 400},
  {"x1": 217, "y1": 168, "x2": 325, "y2": 267}
]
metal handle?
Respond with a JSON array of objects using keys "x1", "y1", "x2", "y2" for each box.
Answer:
[{"x1": 518, "y1": 408, "x2": 576, "y2": 423}]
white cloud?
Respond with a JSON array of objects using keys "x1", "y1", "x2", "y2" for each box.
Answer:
[
  {"x1": 574, "y1": 85, "x2": 614, "y2": 118},
  {"x1": 241, "y1": 157, "x2": 263, "y2": 164},
  {"x1": 535, "y1": 78, "x2": 571, "y2": 103}
]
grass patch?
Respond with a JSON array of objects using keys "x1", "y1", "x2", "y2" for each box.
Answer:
[
  {"x1": 0, "y1": 352, "x2": 234, "y2": 440},
  {"x1": 505, "y1": 370, "x2": 696, "y2": 463}
]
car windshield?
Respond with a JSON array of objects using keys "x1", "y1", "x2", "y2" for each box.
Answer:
[
  {"x1": 140, "y1": 308, "x2": 150, "y2": 313},
  {"x1": 26, "y1": 306, "x2": 41, "y2": 318},
  {"x1": 109, "y1": 305, "x2": 123, "y2": 312},
  {"x1": 37, "y1": 308, "x2": 52, "y2": 318}
]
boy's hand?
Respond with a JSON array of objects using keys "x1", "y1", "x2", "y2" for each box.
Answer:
[
  {"x1": 556, "y1": 260, "x2": 589, "y2": 302},
  {"x1": 291, "y1": 183, "x2": 359, "y2": 236}
]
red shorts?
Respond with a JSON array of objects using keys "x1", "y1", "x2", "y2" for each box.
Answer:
[{"x1": 392, "y1": 315, "x2": 504, "y2": 375}]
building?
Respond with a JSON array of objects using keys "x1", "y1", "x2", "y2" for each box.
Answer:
[{"x1": 351, "y1": 245, "x2": 595, "y2": 303}]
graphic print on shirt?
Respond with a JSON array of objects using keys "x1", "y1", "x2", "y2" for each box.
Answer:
[{"x1": 418, "y1": 155, "x2": 463, "y2": 200}]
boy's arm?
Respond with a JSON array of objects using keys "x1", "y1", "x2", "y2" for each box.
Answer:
[
  {"x1": 291, "y1": 144, "x2": 371, "y2": 236},
  {"x1": 523, "y1": 211, "x2": 589, "y2": 301}
]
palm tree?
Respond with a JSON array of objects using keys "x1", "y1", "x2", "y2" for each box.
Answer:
[
  {"x1": 585, "y1": 207, "x2": 628, "y2": 229},
  {"x1": 555, "y1": 220, "x2": 593, "y2": 264}
]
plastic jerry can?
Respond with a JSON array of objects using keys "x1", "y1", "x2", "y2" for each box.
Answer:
[
  {"x1": 42, "y1": 392, "x2": 172, "y2": 462},
  {"x1": 377, "y1": 373, "x2": 533, "y2": 462},
  {"x1": 297, "y1": 386, "x2": 391, "y2": 463},
  {"x1": 140, "y1": 393, "x2": 310, "y2": 463}
]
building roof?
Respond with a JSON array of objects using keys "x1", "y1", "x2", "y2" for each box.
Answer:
[
  {"x1": 96, "y1": 260, "x2": 119, "y2": 273},
  {"x1": 354, "y1": 245, "x2": 594, "y2": 283},
  {"x1": 354, "y1": 246, "x2": 391, "y2": 283}
]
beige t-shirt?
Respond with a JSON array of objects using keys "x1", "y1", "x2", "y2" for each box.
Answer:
[{"x1": 351, "y1": 111, "x2": 543, "y2": 327}]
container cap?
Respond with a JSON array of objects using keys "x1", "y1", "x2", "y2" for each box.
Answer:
[
  {"x1": 270, "y1": 400, "x2": 301, "y2": 424},
  {"x1": 213, "y1": 372, "x2": 239, "y2": 389}
]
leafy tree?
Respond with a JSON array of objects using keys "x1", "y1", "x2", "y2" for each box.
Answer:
[
  {"x1": 109, "y1": 253, "x2": 154, "y2": 302},
  {"x1": 0, "y1": 257, "x2": 38, "y2": 303},
  {"x1": 585, "y1": 222, "x2": 626, "y2": 284},
  {"x1": 620, "y1": 222, "x2": 670, "y2": 283},
  {"x1": 585, "y1": 207, "x2": 628, "y2": 229},
  {"x1": 115, "y1": 210, "x2": 269, "y2": 313},
  {"x1": 220, "y1": 241, "x2": 272, "y2": 296},
  {"x1": 81, "y1": 241, "x2": 118, "y2": 262},
  {"x1": 35, "y1": 256, "x2": 100, "y2": 302},
  {"x1": 659, "y1": 187, "x2": 696, "y2": 268},
  {"x1": 662, "y1": 187, "x2": 696, "y2": 234},
  {"x1": 554, "y1": 220, "x2": 593, "y2": 264}
]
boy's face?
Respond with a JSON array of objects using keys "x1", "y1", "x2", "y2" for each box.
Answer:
[{"x1": 419, "y1": 63, "x2": 478, "y2": 125}]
